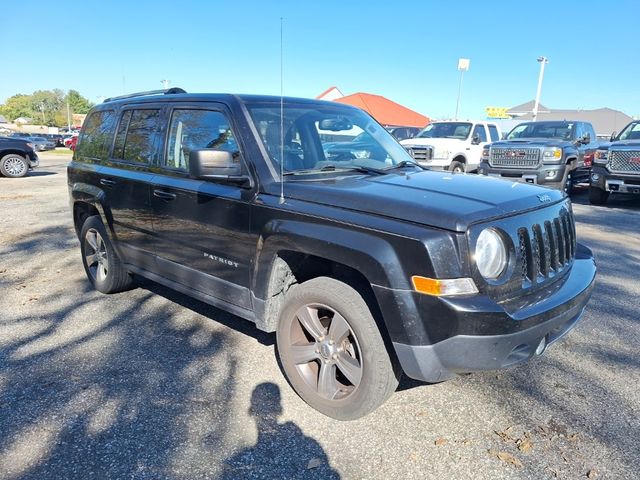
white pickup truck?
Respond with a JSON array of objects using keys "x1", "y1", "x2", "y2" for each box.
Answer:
[{"x1": 400, "y1": 120, "x2": 501, "y2": 173}]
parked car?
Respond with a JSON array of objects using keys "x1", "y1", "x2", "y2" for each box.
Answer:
[
  {"x1": 479, "y1": 121, "x2": 598, "y2": 194},
  {"x1": 400, "y1": 120, "x2": 501, "y2": 172},
  {"x1": 68, "y1": 89, "x2": 596, "y2": 420},
  {"x1": 11, "y1": 134, "x2": 55, "y2": 151},
  {"x1": 68, "y1": 135, "x2": 78, "y2": 151},
  {"x1": 43, "y1": 133, "x2": 65, "y2": 147},
  {"x1": 64, "y1": 134, "x2": 78, "y2": 148},
  {"x1": 589, "y1": 120, "x2": 640, "y2": 205},
  {"x1": 0, "y1": 137, "x2": 39, "y2": 177},
  {"x1": 386, "y1": 126, "x2": 421, "y2": 141}
]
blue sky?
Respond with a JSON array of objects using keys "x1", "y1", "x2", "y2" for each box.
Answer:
[{"x1": 2, "y1": 0, "x2": 639, "y2": 119}]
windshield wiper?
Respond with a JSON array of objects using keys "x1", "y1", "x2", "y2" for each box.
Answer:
[
  {"x1": 283, "y1": 164, "x2": 386, "y2": 176},
  {"x1": 382, "y1": 160, "x2": 425, "y2": 171}
]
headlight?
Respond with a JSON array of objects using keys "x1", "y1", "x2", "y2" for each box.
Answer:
[
  {"x1": 543, "y1": 147, "x2": 562, "y2": 160},
  {"x1": 26, "y1": 142, "x2": 34, "y2": 149},
  {"x1": 475, "y1": 228, "x2": 508, "y2": 279},
  {"x1": 594, "y1": 149, "x2": 609, "y2": 164},
  {"x1": 433, "y1": 148, "x2": 450, "y2": 159},
  {"x1": 352, "y1": 149, "x2": 370, "y2": 159},
  {"x1": 481, "y1": 146, "x2": 490, "y2": 161}
]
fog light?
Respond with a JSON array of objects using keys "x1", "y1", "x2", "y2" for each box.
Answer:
[
  {"x1": 546, "y1": 170, "x2": 557, "y2": 179},
  {"x1": 535, "y1": 337, "x2": 547, "y2": 356},
  {"x1": 591, "y1": 173, "x2": 600, "y2": 181}
]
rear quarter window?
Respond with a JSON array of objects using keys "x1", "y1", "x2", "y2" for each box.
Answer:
[{"x1": 75, "y1": 110, "x2": 116, "y2": 160}]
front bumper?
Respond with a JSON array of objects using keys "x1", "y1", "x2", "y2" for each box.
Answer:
[
  {"x1": 28, "y1": 153, "x2": 39, "y2": 169},
  {"x1": 379, "y1": 244, "x2": 596, "y2": 383},
  {"x1": 591, "y1": 165, "x2": 640, "y2": 194},
  {"x1": 478, "y1": 161, "x2": 580, "y2": 187}
]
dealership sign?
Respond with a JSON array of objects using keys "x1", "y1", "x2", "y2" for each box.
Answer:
[{"x1": 485, "y1": 106, "x2": 511, "y2": 119}]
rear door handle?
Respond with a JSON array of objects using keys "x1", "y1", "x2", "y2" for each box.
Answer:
[
  {"x1": 100, "y1": 178, "x2": 117, "y2": 186},
  {"x1": 153, "y1": 189, "x2": 177, "y2": 200}
]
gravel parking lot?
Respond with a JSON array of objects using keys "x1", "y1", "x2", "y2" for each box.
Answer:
[{"x1": 1, "y1": 152, "x2": 638, "y2": 479}]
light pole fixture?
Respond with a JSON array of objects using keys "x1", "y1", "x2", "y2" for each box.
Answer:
[
  {"x1": 161, "y1": 79, "x2": 171, "y2": 90},
  {"x1": 532, "y1": 56, "x2": 548, "y2": 122},
  {"x1": 455, "y1": 58, "x2": 470, "y2": 120}
]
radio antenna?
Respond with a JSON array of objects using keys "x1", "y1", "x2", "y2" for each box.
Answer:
[{"x1": 279, "y1": 16, "x2": 285, "y2": 205}]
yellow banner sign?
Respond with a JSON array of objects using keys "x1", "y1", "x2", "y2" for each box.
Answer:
[{"x1": 485, "y1": 107, "x2": 510, "y2": 119}]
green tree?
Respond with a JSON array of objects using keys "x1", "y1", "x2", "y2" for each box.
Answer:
[
  {"x1": 0, "y1": 89, "x2": 94, "y2": 127},
  {"x1": 65, "y1": 90, "x2": 93, "y2": 115},
  {"x1": 0, "y1": 94, "x2": 35, "y2": 122}
]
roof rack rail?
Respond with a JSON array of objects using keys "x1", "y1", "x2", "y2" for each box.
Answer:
[{"x1": 103, "y1": 87, "x2": 187, "y2": 103}]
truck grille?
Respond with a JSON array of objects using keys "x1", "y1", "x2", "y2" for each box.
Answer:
[
  {"x1": 517, "y1": 208, "x2": 576, "y2": 287},
  {"x1": 490, "y1": 148, "x2": 540, "y2": 168},
  {"x1": 407, "y1": 146, "x2": 433, "y2": 162},
  {"x1": 608, "y1": 150, "x2": 640, "y2": 173}
]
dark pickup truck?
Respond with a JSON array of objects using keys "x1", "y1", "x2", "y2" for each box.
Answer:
[
  {"x1": 0, "y1": 137, "x2": 39, "y2": 177},
  {"x1": 589, "y1": 120, "x2": 640, "y2": 205},
  {"x1": 68, "y1": 90, "x2": 596, "y2": 419},
  {"x1": 479, "y1": 121, "x2": 598, "y2": 194}
]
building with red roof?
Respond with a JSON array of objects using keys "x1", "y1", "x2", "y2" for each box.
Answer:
[{"x1": 316, "y1": 88, "x2": 429, "y2": 128}]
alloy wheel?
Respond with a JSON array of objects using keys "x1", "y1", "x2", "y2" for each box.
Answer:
[
  {"x1": 4, "y1": 157, "x2": 26, "y2": 176},
  {"x1": 84, "y1": 228, "x2": 108, "y2": 282},
  {"x1": 285, "y1": 304, "x2": 363, "y2": 401}
]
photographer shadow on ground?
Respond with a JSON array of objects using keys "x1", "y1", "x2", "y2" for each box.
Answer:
[{"x1": 221, "y1": 382, "x2": 340, "y2": 480}]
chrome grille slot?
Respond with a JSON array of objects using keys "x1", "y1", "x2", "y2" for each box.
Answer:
[
  {"x1": 408, "y1": 146, "x2": 433, "y2": 162},
  {"x1": 490, "y1": 147, "x2": 540, "y2": 168},
  {"x1": 609, "y1": 150, "x2": 640, "y2": 173}
]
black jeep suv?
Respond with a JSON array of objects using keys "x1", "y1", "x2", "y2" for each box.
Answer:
[
  {"x1": 589, "y1": 120, "x2": 640, "y2": 205},
  {"x1": 479, "y1": 121, "x2": 598, "y2": 194},
  {"x1": 68, "y1": 89, "x2": 596, "y2": 420},
  {"x1": 0, "y1": 137, "x2": 39, "y2": 177}
]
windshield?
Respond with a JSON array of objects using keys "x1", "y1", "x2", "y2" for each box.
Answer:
[
  {"x1": 617, "y1": 121, "x2": 640, "y2": 141},
  {"x1": 416, "y1": 122, "x2": 472, "y2": 140},
  {"x1": 507, "y1": 122, "x2": 574, "y2": 140},
  {"x1": 248, "y1": 103, "x2": 414, "y2": 176}
]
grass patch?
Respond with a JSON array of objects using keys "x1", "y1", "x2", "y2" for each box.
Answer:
[{"x1": 45, "y1": 148, "x2": 73, "y2": 155}]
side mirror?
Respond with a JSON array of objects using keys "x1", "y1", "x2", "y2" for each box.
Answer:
[
  {"x1": 189, "y1": 149, "x2": 248, "y2": 185},
  {"x1": 579, "y1": 133, "x2": 590, "y2": 145},
  {"x1": 610, "y1": 131, "x2": 617, "y2": 142},
  {"x1": 471, "y1": 133, "x2": 481, "y2": 145}
]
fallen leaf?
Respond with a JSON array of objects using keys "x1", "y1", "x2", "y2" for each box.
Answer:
[
  {"x1": 415, "y1": 411, "x2": 427, "y2": 417},
  {"x1": 434, "y1": 438, "x2": 448, "y2": 446},
  {"x1": 587, "y1": 469, "x2": 597, "y2": 478},
  {"x1": 491, "y1": 450, "x2": 523, "y2": 468},
  {"x1": 517, "y1": 437, "x2": 533, "y2": 453},
  {"x1": 458, "y1": 438, "x2": 472, "y2": 446},
  {"x1": 307, "y1": 458, "x2": 322, "y2": 469},
  {"x1": 568, "y1": 433, "x2": 579, "y2": 442},
  {"x1": 495, "y1": 427, "x2": 515, "y2": 442},
  {"x1": 408, "y1": 452, "x2": 418, "y2": 461}
]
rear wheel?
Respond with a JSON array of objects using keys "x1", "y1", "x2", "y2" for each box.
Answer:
[
  {"x1": 588, "y1": 186, "x2": 609, "y2": 205},
  {"x1": 0, "y1": 154, "x2": 29, "y2": 178},
  {"x1": 277, "y1": 277, "x2": 399, "y2": 420},
  {"x1": 80, "y1": 216, "x2": 133, "y2": 293}
]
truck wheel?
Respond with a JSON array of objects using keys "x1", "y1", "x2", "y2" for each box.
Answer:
[
  {"x1": 449, "y1": 160, "x2": 465, "y2": 173},
  {"x1": 588, "y1": 186, "x2": 609, "y2": 205},
  {"x1": 277, "y1": 277, "x2": 399, "y2": 420},
  {"x1": 80, "y1": 216, "x2": 133, "y2": 293},
  {"x1": 559, "y1": 169, "x2": 574, "y2": 195},
  {"x1": 0, "y1": 154, "x2": 29, "y2": 178}
]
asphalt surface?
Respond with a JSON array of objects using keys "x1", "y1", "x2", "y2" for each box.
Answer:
[{"x1": 0, "y1": 152, "x2": 638, "y2": 479}]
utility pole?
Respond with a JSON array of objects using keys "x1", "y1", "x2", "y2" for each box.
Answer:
[
  {"x1": 532, "y1": 56, "x2": 548, "y2": 122},
  {"x1": 66, "y1": 99, "x2": 72, "y2": 132},
  {"x1": 40, "y1": 103, "x2": 46, "y2": 124},
  {"x1": 455, "y1": 58, "x2": 470, "y2": 120}
]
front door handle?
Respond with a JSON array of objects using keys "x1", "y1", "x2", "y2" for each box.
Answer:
[
  {"x1": 153, "y1": 189, "x2": 177, "y2": 200},
  {"x1": 100, "y1": 178, "x2": 117, "y2": 186}
]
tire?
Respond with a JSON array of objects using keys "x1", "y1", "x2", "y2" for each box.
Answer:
[
  {"x1": 276, "y1": 277, "x2": 399, "y2": 420},
  {"x1": 561, "y1": 168, "x2": 574, "y2": 196},
  {"x1": 449, "y1": 160, "x2": 465, "y2": 173},
  {"x1": 588, "y1": 186, "x2": 609, "y2": 205},
  {"x1": 0, "y1": 154, "x2": 29, "y2": 178},
  {"x1": 79, "y1": 216, "x2": 133, "y2": 293}
]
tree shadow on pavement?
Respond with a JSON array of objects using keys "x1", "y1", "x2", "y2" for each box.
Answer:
[{"x1": 221, "y1": 382, "x2": 340, "y2": 480}]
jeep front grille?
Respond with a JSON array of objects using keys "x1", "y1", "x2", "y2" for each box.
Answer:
[
  {"x1": 408, "y1": 146, "x2": 433, "y2": 162},
  {"x1": 608, "y1": 150, "x2": 640, "y2": 173},
  {"x1": 490, "y1": 148, "x2": 540, "y2": 168},
  {"x1": 516, "y1": 208, "x2": 576, "y2": 287}
]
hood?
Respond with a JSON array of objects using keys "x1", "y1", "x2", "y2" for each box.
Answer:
[
  {"x1": 282, "y1": 170, "x2": 565, "y2": 232},
  {"x1": 400, "y1": 137, "x2": 468, "y2": 150},
  {"x1": 598, "y1": 140, "x2": 640, "y2": 150},
  {"x1": 491, "y1": 137, "x2": 570, "y2": 148}
]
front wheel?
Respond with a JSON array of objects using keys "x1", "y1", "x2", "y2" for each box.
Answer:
[
  {"x1": 0, "y1": 154, "x2": 29, "y2": 178},
  {"x1": 449, "y1": 160, "x2": 465, "y2": 173},
  {"x1": 277, "y1": 277, "x2": 399, "y2": 420},
  {"x1": 588, "y1": 186, "x2": 609, "y2": 205},
  {"x1": 80, "y1": 216, "x2": 133, "y2": 293},
  {"x1": 562, "y1": 169, "x2": 574, "y2": 195}
]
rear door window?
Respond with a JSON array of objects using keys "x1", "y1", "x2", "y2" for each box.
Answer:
[
  {"x1": 488, "y1": 125, "x2": 500, "y2": 142},
  {"x1": 473, "y1": 124, "x2": 488, "y2": 142},
  {"x1": 75, "y1": 110, "x2": 116, "y2": 160},
  {"x1": 112, "y1": 109, "x2": 161, "y2": 164}
]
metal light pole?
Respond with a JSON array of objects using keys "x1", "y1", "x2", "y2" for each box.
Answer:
[
  {"x1": 161, "y1": 79, "x2": 171, "y2": 89},
  {"x1": 455, "y1": 58, "x2": 470, "y2": 120},
  {"x1": 532, "y1": 56, "x2": 548, "y2": 122},
  {"x1": 66, "y1": 99, "x2": 72, "y2": 132}
]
